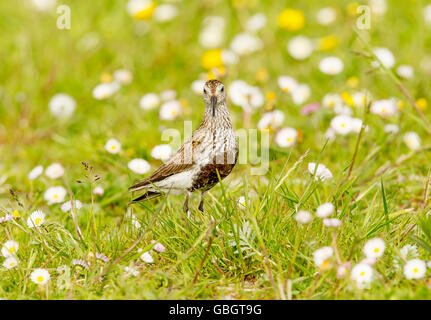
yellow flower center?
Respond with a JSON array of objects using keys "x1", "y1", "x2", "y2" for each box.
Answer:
[
  {"x1": 201, "y1": 49, "x2": 223, "y2": 70},
  {"x1": 53, "y1": 194, "x2": 59, "y2": 199},
  {"x1": 111, "y1": 145, "x2": 117, "y2": 150},
  {"x1": 37, "y1": 276, "x2": 44, "y2": 283},
  {"x1": 413, "y1": 268, "x2": 419, "y2": 273},
  {"x1": 35, "y1": 218, "x2": 42, "y2": 225},
  {"x1": 374, "y1": 248, "x2": 380, "y2": 253},
  {"x1": 12, "y1": 210, "x2": 20, "y2": 217},
  {"x1": 360, "y1": 271, "x2": 365, "y2": 277},
  {"x1": 287, "y1": 137, "x2": 292, "y2": 142},
  {"x1": 9, "y1": 247, "x2": 15, "y2": 253},
  {"x1": 133, "y1": 2, "x2": 156, "y2": 20},
  {"x1": 9, "y1": 262, "x2": 15, "y2": 267}
]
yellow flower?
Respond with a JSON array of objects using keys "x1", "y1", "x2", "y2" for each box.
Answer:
[
  {"x1": 179, "y1": 98, "x2": 189, "y2": 107},
  {"x1": 134, "y1": 2, "x2": 156, "y2": 20},
  {"x1": 266, "y1": 91, "x2": 276, "y2": 101},
  {"x1": 201, "y1": 49, "x2": 223, "y2": 70},
  {"x1": 100, "y1": 72, "x2": 112, "y2": 83},
  {"x1": 277, "y1": 9, "x2": 305, "y2": 31},
  {"x1": 347, "y1": 76, "x2": 359, "y2": 88},
  {"x1": 341, "y1": 92, "x2": 354, "y2": 107},
  {"x1": 256, "y1": 68, "x2": 269, "y2": 83},
  {"x1": 12, "y1": 210, "x2": 20, "y2": 218},
  {"x1": 319, "y1": 36, "x2": 339, "y2": 51},
  {"x1": 416, "y1": 98, "x2": 428, "y2": 110},
  {"x1": 398, "y1": 100, "x2": 405, "y2": 109},
  {"x1": 347, "y1": 2, "x2": 359, "y2": 16}
]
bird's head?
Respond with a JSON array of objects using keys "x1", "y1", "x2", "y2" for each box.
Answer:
[{"x1": 203, "y1": 79, "x2": 226, "y2": 117}]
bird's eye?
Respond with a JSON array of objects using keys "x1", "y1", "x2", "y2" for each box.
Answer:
[
  {"x1": 204, "y1": 89, "x2": 207, "y2": 94},
  {"x1": 221, "y1": 87, "x2": 224, "y2": 92}
]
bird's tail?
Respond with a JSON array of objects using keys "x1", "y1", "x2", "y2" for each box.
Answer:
[{"x1": 131, "y1": 191, "x2": 162, "y2": 203}]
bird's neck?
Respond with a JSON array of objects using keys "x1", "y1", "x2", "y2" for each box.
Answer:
[{"x1": 203, "y1": 102, "x2": 233, "y2": 130}]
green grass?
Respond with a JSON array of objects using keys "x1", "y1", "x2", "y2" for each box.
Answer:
[{"x1": 1, "y1": 0, "x2": 431, "y2": 299}]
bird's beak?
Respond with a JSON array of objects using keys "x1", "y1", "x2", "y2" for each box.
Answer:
[{"x1": 211, "y1": 96, "x2": 217, "y2": 117}]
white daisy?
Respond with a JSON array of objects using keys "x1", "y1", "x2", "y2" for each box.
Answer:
[
  {"x1": 151, "y1": 241, "x2": 166, "y2": 253},
  {"x1": 221, "y1": 50, "x2": 239, "y2": 65},
  {"x1": 128, "y1": 158, "x2": 151, "y2": 174},
  {"x1": 237, "y1": 196, "x2": 247, "y2": 208},
  {"x1": 43, "y1": 186, "x2": 67, "y2": 204},
  {"x1": 372, "y1": 47, "x2": 395, "y2": 69},
  {"x1": 113, "y1": 69, "x2": 133, "y2": 85},
  {"x1": 316, "y1": 203, "x2": 334, "y2": 218},
  {"x1": 319, "y1": 57, "x2": 344, "y2": 75},
  {"x1": 1, "y1": 240, "x2": 19, "y2": 258},
  {"x1": 27, "y1": 210, "x2": 46, "y2": 228},
  {"x1": 317, "y1": 7, "x2": 337, "y2": 25},
  {"x1": 351, "y1": 263, "x2": 374, "y2": 288},
  {"x1": 230, "y1": 33, "x2": 263, "y2": 56},
  {"x1": 126, "y1": 0, "x2": 155, "y2": 18},
  {"x1": 246, "y1": 13, "x2": 267, "y2": 32},
  {"x1": 159, "y1": 100, "x2": 182, "y2": 120},
  {"x1": 93, "y1": 186, "x2": 104, "y2": 195},
  {"x1": 140, "y1": 93, "x2": 160, "y2": 110},
  {"x1": 403, "y1": 132, "x2": 421, "y2": 150},
  {"x1": 191, "y1": 80, "x2": 206, "y2": 95},
  {"x1": 370, "y1": 0, "x2": 387, "y2": 16},
  {"x1": 275, "y1": 127, "x2": 298, "y2": 148},
  {"x1": 228, "y1": 80, "x2": 264, "y2": 111},
  {"x1": 257, "y1": 110, "x2": 285, "y2": 130},
  {"x1": 45, "y1": 163, "x2": 65, "y2": 179},
  {"x1": 30, "y1": 0, "x2": 56, "y2": 12},
  {"x1": 92, "y1": 82, "x2": 119, "y2": 100},
  {"x1": 277, "y1": 76, "x2": 298, "y2": 93},
  {"x1": 396, "y1": 65, "x2": 414, "y2": 79},
  {"x1": 308, "y1": 163, "x2": 333, "y2": 181},
  {"x1": 28, "y1": 165, "x2": 44, "y2": 180},
  {"x1": 370, "y1": 99, "x2": 397, "y2": 117},
  {"x1": 199, "y1": 16, "x2": 225, "y2": 48},
  {"x1": 153, "y1": 4, "x2": 177, "y2": 22},
  {"x1": 295, "y1": 210, "x2": 312, "y2": 224},
  {"x1": 322, "y1": 93, "x2": 343, "y2": 108},
  {"x1": 384, "y1": 124, "x2": 399, "y2": 134},
  {"x1": 291, "y1": 83, "x2": 311, "y2": 105},
  {"x1": 140, "y1": 251, "x2": 154, "y2": 263},
  {"x1": 323, "y1": 218, "x2": 342, "y2": 228},
  {"x1": 60, "y1": 200, "x2": 83, "y2": 213},
  {"x1": 30, "y1": 268, "x2": 50, "y2": 285},
  {"x1": 404, "y1": 259, "x2": 426, "y2": 280},
  {"x1": 105, "y1": 138, "x2": 122, "y2": 154},
  {"x1": 287, "y1": 35, "x2": 313, "y2": 60},
  {"x1": 330, "y1": 115, "x2": 353, "y2": 135},
  {"x1": 363, "y1": 238, "x2": 385, "y2": 259},
  {"x1": 49, "y1": 93, "x2": 76, "y2": 119},
  {"x1": 160, "y1": 90, "x2": 177, "y2": 101},
  {"x1": 151, "y1": 144, "x2": 173, "y2": 162},
  {"x1": 3, "y1": 256, "x2": 18, "y2": 269},
  {"x1": 313, "y1": 246, "x2": 333, "y2": 269}
]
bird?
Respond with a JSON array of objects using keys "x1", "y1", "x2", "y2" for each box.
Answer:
[{"x1": 129, "y1": 79, "x2": 239, "y2": 216}]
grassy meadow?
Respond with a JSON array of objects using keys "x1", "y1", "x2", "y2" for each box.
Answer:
[{"x1": 1, "y1": 0, "x2": 431, "y2": 299}]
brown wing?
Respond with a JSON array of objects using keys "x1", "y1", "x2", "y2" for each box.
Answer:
[{"x1": 128, "y1": 162, "x2": 194, "y2": 191}]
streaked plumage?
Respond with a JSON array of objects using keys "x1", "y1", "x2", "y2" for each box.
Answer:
[{"x1": 129, "y1": 79, "x2": 238, "y2": 213}]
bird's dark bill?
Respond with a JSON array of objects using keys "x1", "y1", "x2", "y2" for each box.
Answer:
[{"x1": 211, "y1": 96, "x2": 217, "y2": 116}]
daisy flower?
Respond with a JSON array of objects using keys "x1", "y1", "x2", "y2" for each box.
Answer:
[
  {"x1": 27, "y1": 210, "x2": 46, "y2": 228},
  {"x1": 160, "y1": 90, "x2": 177, "y2": 101},
  {"x1": 30, "y1": 268, "x2": 50, "y2": 285},
  {"x1": 396, "y1": 65, "x2": 414, "y2": 79},
  {"x1": 3, "y1": 256, "x2": 18, "y2": 269},
  {"x1": 257, "y1": 111, "x2": 285, "y2": 130},
  {"x1": 287, "y1": 35, "x2": 313, "y2": 60},
  {"x1": 140, "y1": 251, "x2": 154, "y2": 263},
  {"x1": 92, "y1": 82, "x2": 119, "y2": 100},
  {"x1": 275, "y1": 127, "x2": 298, "y2": 148},
  {"x1": 295, "y1": 210, "x2": 312, "y2": 224},
  {"x1": 319, "y1": 56, "x2": 344, "y2": 75},
  {"x1": 49, "y1": 93, "x2": 76, "y2": 119},
  {"x1": 1, "y1": 240, "x2": 19, "y2": 257},
  {"x1": 153, "y1": 4, "x2": 177, "y2": 22},
  {"x1": 291, "y1": 83, "x2": 311, "y2": 105},
  {"x1": 317, "y1": 7, "x2": 337, "y2": 25},
  {"x1": 159, "y1": 100, "x2": 182, "y2": 120},
  {"x1": 221, "y1": 50, "x2": 239, "y2": 65},
  {"x1": 30, "y1": 0, "x2": 56, "y2": 12},
  {"x1": 237, "y1": 196, "x2": 247, "y2": 208},
  {"x1": 384, "y1": 124, "x2": 399, "y2": 134},
  {"x1": 277, "y1": 76, "x2": 298, "y2": 93},
  {"x1": 316, "y1": 203, "x2": 334, "y2": 218},
  {"x1": 323, "y1": 218, "x2": 342, "y2": 228},
  {"x1": 246, "y1": 13, "x2": 267, "y2": 32},
  {"x1": 140, "y1": 93, "x2": 160, "y2": 110},
  {"x1": 105, "y1": 138, "x2": 122, "y2": 154},
  {"x1": 128, "y1": 159, "x2": 151, "y2": 174},
  {"x1": 404, "y1": 259, "x2": 426, "y2": 280},
  {"x1": 191, "y1": 80, "x2": 206, "y2": 95},
  {"x1": 93, "y1": 186, "x2": 104, "y2": 195},
  {"x1": 228, "y1": 80, "x2": 264, "y2": 111},
  {"x1": 126, "y1": 211, "x2": 141, "y2": 229},
  {"x1": 230, "y1": 33, "x2": 263, "y2": 56},
  {"x1": 370, "y1": 99, "x2": 397, "y2": 117},
  {"x1": 363, "y1": 238, "x2": 386, "y2": 259},
  {"x1": 72, "y1": 259, "x2": 89, "y2": 269},
  {"x1": 322, "y1": 93, "x2": 343, "y2": 108},
  {"x1": 277, "y1": 8, "x2": 305, "y2": 31},
  {"x1": 313, "y1": 246, "x2": 333, "y2": 269},
  {"x1": 28, "y1": 165, "x2": 43, "y2": 180},
  {"x1": 151, "y1": 144, "x2": 173, "y2": 162},
  {"x1": 124, "y1": 266, "x2": 140, "y2": 277},
  {"x1": 44, "y1": 186, "x2": 67, "y2": 204},
  {"x1": 199, "y1": 16, "x2": 225, "y2": 48},
  {"x1": 330, "y1": 115, "x2": 353, "y2": 135},
  {"x1": 308, "y1": 163, "x2": 333, "y2": 181},
  {"x1": 372, "y1": 47, "x2": 395, "y2": 69},
  {"x1": 403, "y1": 132, "x2": 421, "y2": 150},
  {"x1": 45, "y1": 163, "x2": 65, "y2": 179},
  {"x1": 351, "y1": 263, "x2": 374, "y2": 288},
  {"x1": 151, "y1": 240, "x2": 166, "y2": 253},
  {"x1": 61, "y1": 200, "x2": 83, "y2": 213},
  {"x1": 113, "y1": 69, "x2": 133, "y2": 85},
  {"x1": 126, "y1": 0, "x2": 156, "y2": 19}
]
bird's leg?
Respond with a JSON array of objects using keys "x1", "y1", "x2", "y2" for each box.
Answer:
[
  {"x1": 184, "y1": 192, "x2": 192, "y2": 227},
  {"x1": 198, "y1": 191, "x2": 207, "y2": 212}
]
